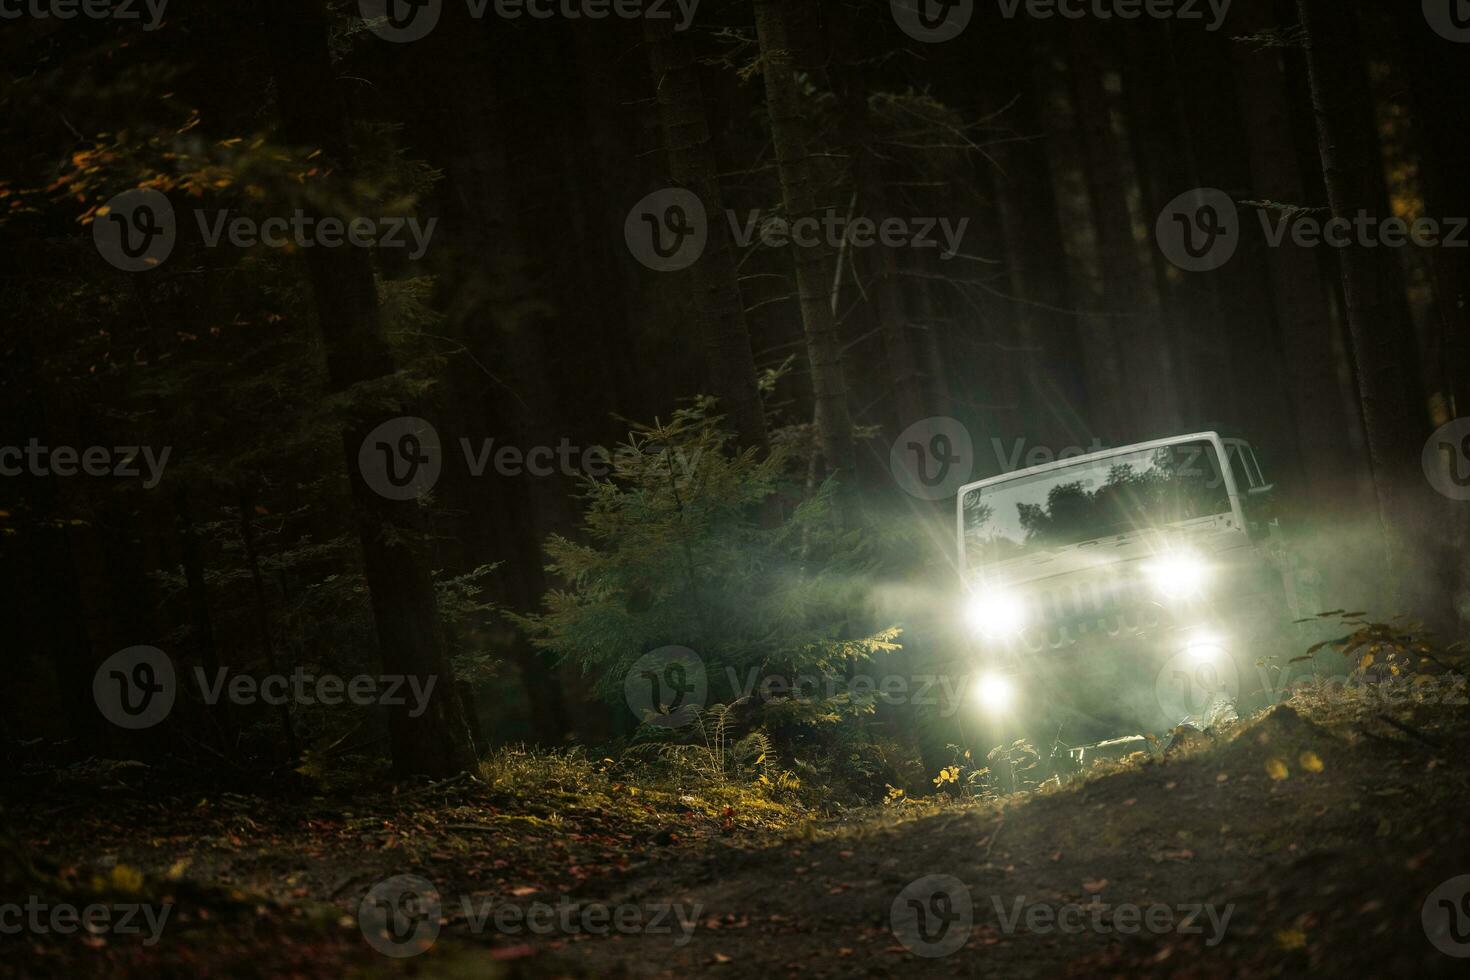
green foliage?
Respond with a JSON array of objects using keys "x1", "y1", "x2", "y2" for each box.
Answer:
[
  {"x1": 628, "y1": 702, "x2": 775, "y2": 786},
  {"x1": 514, "y1": 400, "x2": 903, "y2": 737},
  {"x1": 477, "y1": 745, "x2": 810, "y2": 819},
  {"x1": 1281, "y1": 611, "x2": 1468, "y2": 722},
  {"x1": 933, "y1": 743, "x2": 993, "y2": 800},
  {"x1": 293, "y1": 729, "x2": 368, "y2": 793},
  {"x1": 435, "y1": 563, "x2": 504, "y2": 686}
]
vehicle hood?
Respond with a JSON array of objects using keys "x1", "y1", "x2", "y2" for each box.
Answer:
[{"x1": 970, "y1": 516, "x2": 1247, "y2": 592}]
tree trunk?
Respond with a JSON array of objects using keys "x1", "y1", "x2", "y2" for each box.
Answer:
[
  {"x1": 1114, "y1": 19, "x2": 1229, "y2": 435},
  {"x1": 237, "y1": 488, "x2": 299, "y2": 762},
  {"x1": 1066, "y1": 23, "x2": 1179, "y2": 443},
  {"x1": 753, "y1": 0, "x2": 856, "y2": 483},
  {"x1": 1383, "y1": 7, "x2": 1470, "y2": 420},
  {"x1": 173, "y1": 486, "x2": 233, "y2": 747},
  {"x1": 826, "y1": 11, "x2": 927, "y2": 433},
  {"x1": 1166, "y1": 20, "x2": 1302, "y2": 483},
  {"x1": 645, "y1": 17, "x2": 772, "y2": 454},
  {"x1": 400, "y1": 17, "x2": 579, "y2": 745},
  {"x1": 1296, "y1": 0, "x2": 1450, "y2": 618},
  {"x1": 256, "y1": 0, "x2": 476, "y2": 776},
  {"x1": 1035, "y1": 46, "x2": 1127, "y2": 441},
  {"x1": 991, "y1": 52, "x2": 1092, "y2": 450},
  {"x1": 1226, "y1": 3, "x2": 1368, "y2": 515}
]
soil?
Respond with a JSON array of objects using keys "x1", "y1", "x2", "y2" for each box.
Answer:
[{"x1": 6, "y1": 695, "x2": 1470, "y2": 978}]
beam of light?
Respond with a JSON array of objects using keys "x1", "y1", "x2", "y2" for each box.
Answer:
[
  {"x1": 973, "y1": 673, "x2": 1014, "y2": 711},
  {"x1": 965, "y1": 588, "x2": 1028, "y2": 638},
  {"x1": 1143, "y1": 549, "x2": 1209, "y2": 599}
]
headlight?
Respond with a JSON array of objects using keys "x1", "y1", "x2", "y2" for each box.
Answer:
[
  {"x1": 965, "y1": 588, "x2": 1028, "y2": 638},
  {"x1": 1143, "y1": 550, "x2": 1210, "y2": 599},
  {"x1": 974, "y1": 673, "x2": 1014, "y2": 711},
  {"x1": 1185, "y1": 633, "x2": 1226, "y2": 662}
]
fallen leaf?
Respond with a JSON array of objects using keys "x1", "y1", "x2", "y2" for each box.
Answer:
[
  {"x1": 1276, "y1": 928, "x2": 1307, "y2": 951},
  {"x1": 1265, "y1": 758, "x2": 1289, "y2": 781},
  {"x1": 110, "y1": 865, "x2": 144, "y2": 894},
  {"x1": 1299, "y1": 751, "x2": 1324, "y2": 773},
  {"x1": 1152, "y1": 849, "x2": 1195, "y2": 863},
  {"x1": 490, "y1": 945, "x2": 536, "y2": 960}
]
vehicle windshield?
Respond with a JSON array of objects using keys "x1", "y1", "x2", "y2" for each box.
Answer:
[{"x1": 962, "y1": 440, "x2": 1231, "y2": 569}]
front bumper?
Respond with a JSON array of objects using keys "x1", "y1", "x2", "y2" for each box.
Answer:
[{"x1": 966, "y1": 584, "x2": 1286, "y2": 744}]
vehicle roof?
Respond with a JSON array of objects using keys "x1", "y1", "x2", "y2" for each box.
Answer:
[{"x1": 954, "y1": 430, "x2": 1226, "y2": 500}]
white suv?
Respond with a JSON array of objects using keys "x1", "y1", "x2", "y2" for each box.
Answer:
[{"x1": 955, "y1": 431, "x2": 1295, "y2": 751}]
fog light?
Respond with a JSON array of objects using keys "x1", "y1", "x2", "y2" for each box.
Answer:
[
  {"x1": 965, "y1": 588, "x2": 1028, "y2": 638},
  {"x1": 974, "y1": 673, "x2": 1014, "y2": 711},
  {"x1": 1186, "y1": 633, "x2": 1226, "y2": 662}
]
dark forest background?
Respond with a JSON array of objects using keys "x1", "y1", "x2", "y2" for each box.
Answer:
[{"x1": 3, "y1": 0, "x2": 1468, "y2": 782}]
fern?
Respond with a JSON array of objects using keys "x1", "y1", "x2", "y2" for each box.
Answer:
[{"x1": 623, "y1": 701, "x2": 777, "y2": 786}]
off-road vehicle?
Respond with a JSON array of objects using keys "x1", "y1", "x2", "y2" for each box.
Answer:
[{"x1": 955, "y1": 431, "x2": 1306, "y2": 765}]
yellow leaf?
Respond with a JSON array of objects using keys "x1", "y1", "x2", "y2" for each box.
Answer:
[
  {"x1": 110, "y1": 864, "x2": 144, "y2": 894},
  {"x1": 1265, "y1": 758, "x2": 1289, "y2": 781},
  {"x1": 1276, "y1": 928, "x2": 1307, "y2": 950},
  {"x1": 1298, "y1": 751, "x2": 1324, "y2": 773}
]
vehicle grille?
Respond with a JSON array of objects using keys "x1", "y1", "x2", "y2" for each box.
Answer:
[{"x1": 1020, "y1": 574, "x2": 1163, "y2": 651}]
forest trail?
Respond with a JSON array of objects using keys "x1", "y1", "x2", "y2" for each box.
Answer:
[
  {"x1": 548, "y1": 702, "x2": 1470, "y2": 978},
  {"x1": 10, "y1": 695, "x2": 1470, "y2": 977}
]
